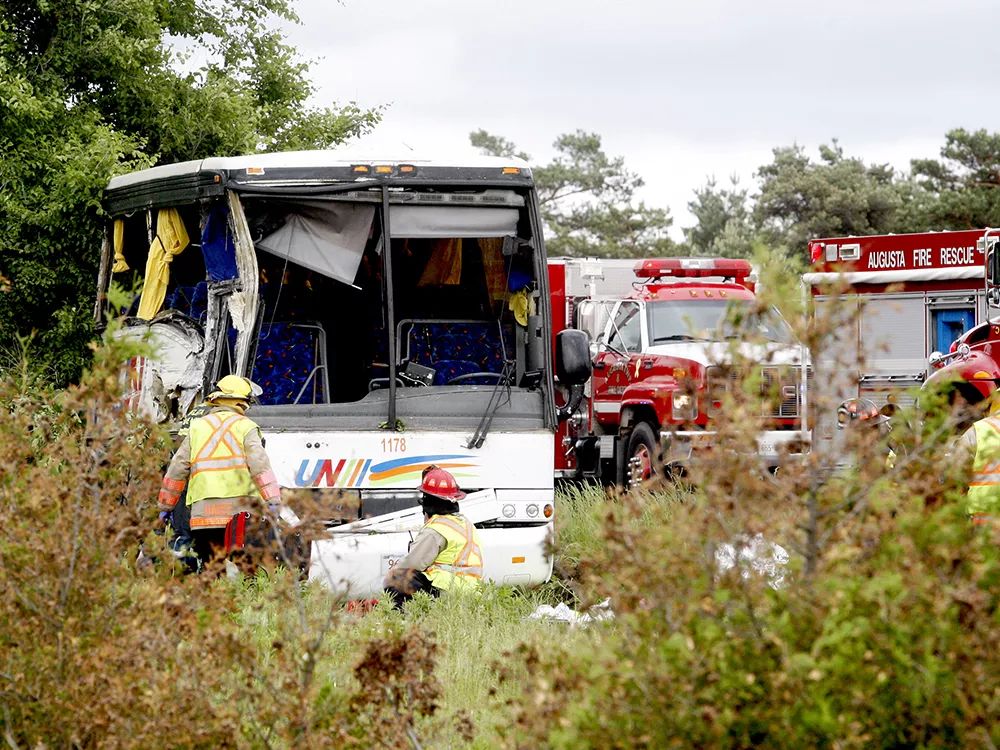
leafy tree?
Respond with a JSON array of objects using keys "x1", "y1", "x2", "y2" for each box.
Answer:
[
  {"x1": 0, "y1": 0, "x2": 380, "y2": 383},
  {"x1": 754, "y1": 141, "x2": 903, "y2": 254},
  {"x1": 471, "y1": 129, "x2": 676, "y2": 258},
  {"x1": 909, "y1": 128, "x2": 1000, "y2": 229},
  {"x1": 684, "y1": 177, "x2": 755, "y2": 258}
]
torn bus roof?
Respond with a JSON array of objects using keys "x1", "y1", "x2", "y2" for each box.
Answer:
[{"x1": 104, "y1": 152, "x2": 534, "y2": 215}]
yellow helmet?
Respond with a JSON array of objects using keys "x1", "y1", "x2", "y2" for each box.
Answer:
[{"x1": 207, "y1": 375, "x2": 263, "y2": 403}]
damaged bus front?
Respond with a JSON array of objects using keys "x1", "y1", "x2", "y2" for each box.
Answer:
[{"x1": 99, "y1": 152, "x2": 589, "y2": 594}]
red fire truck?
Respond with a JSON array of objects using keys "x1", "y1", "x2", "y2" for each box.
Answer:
[
  {"x1": 549, "y1": 257, "x2": 810, "y2": 484},
  {"x1": 919, "y1": 228, "x2": 1000, "y2": 410},
  {"x1": 803, "y1": 230, "x2": 987, "y2": 411}
]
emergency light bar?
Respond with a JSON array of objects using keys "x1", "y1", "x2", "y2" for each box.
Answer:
[{"x1": 633, "y1": 258, "x2": 752, "y2": 280}]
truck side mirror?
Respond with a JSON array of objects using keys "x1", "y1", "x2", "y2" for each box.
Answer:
[
  {"x1": 556, "y1": 329, "x2": 592, "y2": 386},
  {"x1": 988, "y1": 247, "x2": 1000, "y2": 307}
]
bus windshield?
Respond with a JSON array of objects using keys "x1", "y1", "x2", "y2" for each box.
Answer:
[{"x1": 99, "y1": 156, "x2": 551, "y2": 428}]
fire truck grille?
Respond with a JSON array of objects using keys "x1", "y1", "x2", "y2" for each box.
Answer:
[{"x1": 706, "y1": 365, "x2": 813, "y2": 419}]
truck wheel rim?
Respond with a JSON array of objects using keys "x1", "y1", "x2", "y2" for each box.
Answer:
[{"x1": 633, "y1": 444, "x2": 652, "y2": 480}]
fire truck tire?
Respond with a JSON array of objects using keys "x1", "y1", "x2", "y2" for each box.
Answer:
[{"x1": 624, "y1": 421, "x2": 660, "y2": 487}]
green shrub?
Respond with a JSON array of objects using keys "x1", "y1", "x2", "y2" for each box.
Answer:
[
  {"x1": 0, "y1": 339, "x2": 468, "y2": 748},
  {"x1": 494, "y1": 264, "x2": 1000, "y2": 749}
]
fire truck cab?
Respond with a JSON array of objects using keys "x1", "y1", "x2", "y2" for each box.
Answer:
[{"x1": 550, "y1": 257, "x2": 810, "y2": 484}]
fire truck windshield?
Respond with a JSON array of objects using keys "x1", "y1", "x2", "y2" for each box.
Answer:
[{"x1": 647, "y1": 300, "x2": 793, "y2": 345}]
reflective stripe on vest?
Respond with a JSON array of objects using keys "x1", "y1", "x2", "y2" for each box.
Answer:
[
  {"x1": 189, "y1": 497, "x2": 245, "y2": 529},
  {"x1": 969, "y1": 416, "x2": 1000, "y2": 517},
  {"x1": 424, "y1": 514, "x2": 484, "y2": 591},
  {"x1": 187, "y1": 411, "x2": 260, "y2": 506}
]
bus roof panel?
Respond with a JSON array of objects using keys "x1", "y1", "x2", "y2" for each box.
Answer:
[{"x1": 106, "y1": 151, "x2": 532, "y2": 191}]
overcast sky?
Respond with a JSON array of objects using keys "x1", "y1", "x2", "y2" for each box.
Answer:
[{"x1": 282, "y1": 0, "x2": 1000, "y2": 238}]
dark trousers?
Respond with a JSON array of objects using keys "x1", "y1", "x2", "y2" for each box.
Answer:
[
  {"x1": 192, "y1": 529, "x2": 227, "y2": 563},
  {"x1": 385, "y1": 571, "x2": 443, "y2": 609},
  {"x1": 163, "y1": 499, "x2": 202, "y2": 573}
]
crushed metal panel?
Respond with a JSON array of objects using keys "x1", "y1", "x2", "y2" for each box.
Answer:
[
  {"x1": 116, "y1": 316, "x2": 206, "y2": 422},
  {"x1": 226, "y1": 191, "x2": 259, "y2": 372}
]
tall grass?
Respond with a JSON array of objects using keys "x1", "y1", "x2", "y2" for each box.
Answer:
[
  {"x1": 230, "y1": 480, "x2": 659, "y2": 748},
  {"x1": 551, "y1": 481, "x2": 687, "y2": 601},
  {"x1": 228, "y1": 574, "x2": 596, "y2": 749}
]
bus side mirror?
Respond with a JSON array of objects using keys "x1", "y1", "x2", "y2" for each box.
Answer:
[{"x1": 556, "y1": 329, "x2": 592, "y2": 386}]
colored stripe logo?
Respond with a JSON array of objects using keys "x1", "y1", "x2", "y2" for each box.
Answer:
[{"x1": 294, "y1": 454, "x2": 476, "y2": 488}]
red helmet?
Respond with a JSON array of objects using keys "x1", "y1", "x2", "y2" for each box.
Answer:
[
  {"x1": 420, "y1": 467, "x2": 466, "y2": 501},
  {"x1": 837, "y1": 398, "x2": 889, "y2": 429}
]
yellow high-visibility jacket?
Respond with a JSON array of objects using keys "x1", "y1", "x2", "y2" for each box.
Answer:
[
  {"x1": 424, "y1": 513, "x2": 484, "y2": 591},
  {"x1": 159, "y1": 406, "x2": 280, "y2": 530},
  {"x1": 968, "y1": 415, "x2": 1000, "y2": 518}
]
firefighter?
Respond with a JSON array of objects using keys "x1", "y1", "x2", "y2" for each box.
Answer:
[
  {"x1": 157, "y1": 375, "x2": 281, "y2": 563},
  {"x1": 383, "y1": 466, "x2": 484, "y2": 607},
  {"x1": 837, "y1": 397, "x2": 896, "y2": 470},
  {"x1": 957, "y1": 386, "x2": 1000, "y2": 525}
]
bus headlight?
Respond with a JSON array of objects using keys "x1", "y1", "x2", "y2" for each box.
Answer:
[
  {"x1": 502, "y1": 504, "x2": 516, "y2": 518},
  {"x1": 672, "y1": 391, "x2": 697, "y2": 420},
  {"x1": 526, "y1": 504, "x2": 539, "y2": 518}
]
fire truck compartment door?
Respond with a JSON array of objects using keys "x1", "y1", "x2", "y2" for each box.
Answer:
[{"x1": 858, "y1": 296, "x2": 927, "y2": 375}]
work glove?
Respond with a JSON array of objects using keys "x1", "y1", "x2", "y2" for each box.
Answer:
[{"x1": 153, "y1": 510, "x2": 171, "y2": 534}]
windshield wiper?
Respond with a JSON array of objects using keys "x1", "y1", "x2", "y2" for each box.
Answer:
[
  {"x1": 724, "y1": 331, "x2": 787, "y2": 344},
  {"x1": 651, "y1": 334, "x2": 711, "y2": 343},
  {"x1": 466, "y1": 360, "x2": 514, "y2": 450}
]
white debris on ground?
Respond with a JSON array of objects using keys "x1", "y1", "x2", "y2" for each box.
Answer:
[
  {"x1": 528, "y1": 598, "x2": 614, "y2": 626},
  {"x1": 715, "y1": 533, "x2": 790, "y2": 589}
]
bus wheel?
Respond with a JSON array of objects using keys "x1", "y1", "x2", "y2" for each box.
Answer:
[{"x1": 625, "y1": 422, "x2": 659, "y2": 488}]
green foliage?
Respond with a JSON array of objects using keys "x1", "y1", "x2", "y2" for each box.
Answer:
[
  {"x1": 3, "y1": 335, "x2": 998, "y2": 747},
  {"x1": 471, "y1": 129, "x2": 676, "y2": 258},
  {"x1": 909, "y1": 128, "x2": 1000, "y2": 229},
  {"x1": 493, "y1": 274, "x2": 1000, "y2": 749},
  {"x1": 754, "y1": 141, "x2": 904, "y2": 252},
  {"x1": 682, "y1": 129, "x2": 1000, "y2": 260},
  {"x1": 497, "y1": 403, "x2": 1000, "y2": 750},
  {"x1": 0, "y1": 338, "x2": 485, "y2": 748},
  {"x1": 0, "y1": 0, "x2": 381, "y2": 384},
  {"x1": 685, "y1": 177, "x2": 756, "y2": 258}
]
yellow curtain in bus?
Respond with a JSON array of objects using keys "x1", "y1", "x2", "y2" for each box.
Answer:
[
  {"x1": 136, "y1": 209, "x2": 190, "y2": 320},
  {"x1": 417, "y1": 238, "x2": 462, "y2": 286},
  {"x1": 480, "y1": 237, "x2": 506, "y2": 302},
  {"x1": 112, "y1": 219, "x2": 129, "y2": 273}
]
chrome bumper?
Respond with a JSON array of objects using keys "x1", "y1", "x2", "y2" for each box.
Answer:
[{"x1": 660, "y1": 429, "x2": 810, "y2": 469}]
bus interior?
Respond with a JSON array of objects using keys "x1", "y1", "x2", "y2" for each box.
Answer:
[{"x1": 109, "y1": 190, "x2": 543, "y2": 419}]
